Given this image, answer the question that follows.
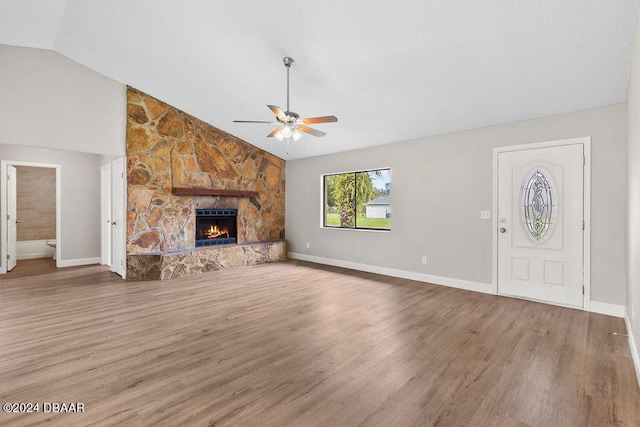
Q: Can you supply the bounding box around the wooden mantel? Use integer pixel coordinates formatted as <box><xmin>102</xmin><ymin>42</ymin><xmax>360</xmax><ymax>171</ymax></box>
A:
<box><xmin>171</xmin><ymin>187</ymin><xmax>259</xmax><ymax>198</ymax></box>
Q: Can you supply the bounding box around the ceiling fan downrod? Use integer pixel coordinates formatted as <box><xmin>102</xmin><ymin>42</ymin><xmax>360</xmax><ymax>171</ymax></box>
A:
<box><xmin>283</xmin><ymin>56</ymin><xmax>294</xmax><ymax>114</ymax></box>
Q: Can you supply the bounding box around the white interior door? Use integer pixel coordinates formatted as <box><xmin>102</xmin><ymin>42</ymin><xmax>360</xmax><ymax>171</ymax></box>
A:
<box><xmin>497</xmin><ymin>143</ymin><xmax>584</xmax><ymax>308</ymax></box>
<box><xmin>6</xmin><ymin>165</ymin><xmax>17</xmax><ymax>271</ymax></box>
<box><xmin>101</xmin><ymin>163</ymin><xmax>112</xmax><ymax>266</ymax></box>
<box><xmin>111</xmin><ymin>158</ymin><xmax>126</xmax><ymax>277</ymax></box>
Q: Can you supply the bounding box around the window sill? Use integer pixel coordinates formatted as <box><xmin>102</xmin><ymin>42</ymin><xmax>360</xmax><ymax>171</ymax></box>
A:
<box><xmin>321</xmin><ymin>226</ymin><xmax>391</xmax><ymax>233</ymax></box>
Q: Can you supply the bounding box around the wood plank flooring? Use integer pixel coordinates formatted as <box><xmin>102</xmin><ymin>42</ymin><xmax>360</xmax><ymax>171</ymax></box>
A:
<box><xmin>0</xmin><ymin>259</ymin><xmax>638</xmax><ymax>426</ymax></box>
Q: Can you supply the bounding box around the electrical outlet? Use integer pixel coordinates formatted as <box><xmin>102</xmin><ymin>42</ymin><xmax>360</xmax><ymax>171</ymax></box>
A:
<box><xmin>480</xmin><ymin>210</ymin><xmax>491</xmax><ymax>220</ymax></box>
<box><xmin>306</xmin><ymin>242</ymin><xmax>310</xmax><ymax>249</ymax></box>
<box><xmin>421</xmin><ymin>255</ymin><xmax>427</xmax><ymax>264</ymax></box>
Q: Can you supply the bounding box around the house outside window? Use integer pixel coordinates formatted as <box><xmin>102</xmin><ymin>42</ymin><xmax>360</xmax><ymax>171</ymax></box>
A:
<box><xmin>365</xmin><ymin>196</ymin><xmax>391</xmax><ymax>219</ymax></box>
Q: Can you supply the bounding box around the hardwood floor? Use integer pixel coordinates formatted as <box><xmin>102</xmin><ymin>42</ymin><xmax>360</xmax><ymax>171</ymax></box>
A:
<box><xmin>0</xmin><ymin>259</ymin><xmax>638</xmax><ymax>426</ymax></box>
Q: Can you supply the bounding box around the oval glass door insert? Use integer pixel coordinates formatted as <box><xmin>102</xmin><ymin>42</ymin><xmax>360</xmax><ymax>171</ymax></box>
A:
<box><xmin>521</xmin><ymin>168</ymin><xmax>556</xmax><ymax>243</ymax></box>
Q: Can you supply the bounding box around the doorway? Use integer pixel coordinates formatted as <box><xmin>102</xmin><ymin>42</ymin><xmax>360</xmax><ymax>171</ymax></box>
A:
<box><xmin>493</xmin><ymin>137</ymin><xmax>591</xmax><ymax>309</ymax></box>
<box><xmin>1</xmin><ymin>161</ymin><xmax>61</xmax><ymax>274</ymax></box>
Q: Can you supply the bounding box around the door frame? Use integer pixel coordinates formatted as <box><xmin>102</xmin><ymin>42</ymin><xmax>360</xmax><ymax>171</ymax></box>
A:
<box><xmin>1</xmin><ymin>160</ymin><xmax>62</xmax><ymax>274</ymax></box>
<box><xmin>492</xmin><ymin>137</ymin><xmax>591</xmax><ymax>311</ymax></box>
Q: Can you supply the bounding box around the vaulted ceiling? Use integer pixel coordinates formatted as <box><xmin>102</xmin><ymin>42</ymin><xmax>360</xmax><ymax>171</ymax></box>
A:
<box><xmin>0</xmin><ymin>0</ymin><xmax>637</xmax><ymax>159</ymax></box>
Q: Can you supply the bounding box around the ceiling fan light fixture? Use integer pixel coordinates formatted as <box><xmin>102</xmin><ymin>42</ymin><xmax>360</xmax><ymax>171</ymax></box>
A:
<box><xmin>280</xmin><ymin>125</ymin><xmax>293</xmax><ymax>138</ymax></box>
<box><xmin>233</xmin><ymin>56</ymin><xmax>338</xmax><ymax>153</ymax></box>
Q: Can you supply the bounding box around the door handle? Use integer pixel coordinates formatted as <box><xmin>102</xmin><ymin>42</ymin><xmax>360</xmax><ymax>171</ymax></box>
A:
<box><xmin>500</xmin><ymin>227</ymin><xmax>507</xmax><ymax>233</ymax></box>
<box><xmin>111</xmin><ymin>221</ymin><xmax>117</xmax><ymax>226</ymax></box>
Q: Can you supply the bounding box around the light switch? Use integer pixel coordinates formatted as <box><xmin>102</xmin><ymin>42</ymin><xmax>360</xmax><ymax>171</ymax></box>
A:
<box><xmin>480</xmin><ymin>210</ymin><xmax>491</xmax><ymax>220</ymax></box>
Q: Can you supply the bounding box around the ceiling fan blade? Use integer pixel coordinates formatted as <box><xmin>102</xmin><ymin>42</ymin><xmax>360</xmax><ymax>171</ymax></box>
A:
<box><xmin>267</xmin><ymin>105</ymin><xmax>287</xmax><ymax>120</ymax></box>
<box><xmin>233</xmin><ymin>120</ymin><xmax>275</xmax><ymax>123</ymax></box>
<box><xmin>267</xmin><ymin>126</ymin><xmax>284</xmax><ymax>137</ymax></box>
<box><xmin>299</xmin><ymin>115</ymin><xmax>338</xmax><ymax>124</ymax></box>
<box><xmin>297</xmin><ymin>125</ymin><xmax>326</xmax><ymax>137</ymax></box>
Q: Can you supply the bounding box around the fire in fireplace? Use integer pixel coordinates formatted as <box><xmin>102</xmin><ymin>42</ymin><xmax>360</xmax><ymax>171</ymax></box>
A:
<box><xmin>195</xmin><ymin>209</ymin><xmax>237</xmax><ymax>246</ymax></box>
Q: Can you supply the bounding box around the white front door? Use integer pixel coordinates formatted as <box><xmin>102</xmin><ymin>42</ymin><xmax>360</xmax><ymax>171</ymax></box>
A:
<box><xmin>7</xmin><ymin>165</ymin><xmax>17</xmax><ymax>271</ymax></box>
<box><xmin>497</xmin><ymin>143</ymin><xmax>584</xmax><ymax>308</ymax></box>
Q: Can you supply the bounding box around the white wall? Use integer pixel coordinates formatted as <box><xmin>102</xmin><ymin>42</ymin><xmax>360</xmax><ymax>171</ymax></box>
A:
<box><xmin>626</xmin><ymin>4</ymin><xmax>640</xmax><ymax>382</ymax></box>
<box><xmin>0</xmin><ymin>44</ymin><xmax>126</xmax><ymax>156</ymax></box>
<box><xmin>286</xmin><ymin>104</ymin><xmax>627</xmax><ymax>307</ymax></box>
<box><xmin>100</xmin><ymin>154</ymin><xmax>122</xmax><ymax>167</ymax></box>
<box><xmin>0</xmin><ymin>144</ymin><xmax>102</xmax><ymax>263</ymax></box>
<box><xmin>0</xmin><ymin>44</ymin><xmax>126</xmax><ymax>270</ymax></box>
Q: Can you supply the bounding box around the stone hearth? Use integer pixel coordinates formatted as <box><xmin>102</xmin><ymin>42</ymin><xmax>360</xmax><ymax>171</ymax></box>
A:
<box><xmin>127</xmin><ymin>241</ymin><xmax>286</xmax><ymax>281</ymax></box>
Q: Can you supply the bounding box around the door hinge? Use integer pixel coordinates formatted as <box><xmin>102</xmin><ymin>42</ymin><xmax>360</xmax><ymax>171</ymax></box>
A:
<box><xmin>121</xmin><ymin>173</ymin><xmax>124</xmax><ymax>178</ymax></box>
<box><xmin>582</xmin><ymin>221</ymin><xmax>585</xmax><ymax>230</ymax></box>
<box><xmin>6</xmin><ymin>214</ymin><xmax>9</xmax><ymax>220</ymax></box>
<box><xmin>582</xmin><ymin>286</ymin><xmax>585</xmax><ymax>295</ymax></box>
<box><xmin>583</xmin><ymin>156</ymin><xmax>586</xmax><ymax>166</ymax></box>
<box><xmin>6</xmin><ymin>254</ymin><xmax>9</xmax><ymax>260</ymax></box>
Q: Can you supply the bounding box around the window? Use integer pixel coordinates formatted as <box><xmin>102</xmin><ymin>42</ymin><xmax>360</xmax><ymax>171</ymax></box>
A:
<box><xmin>521</xmin><ymin>168</ymin><xmax>556</xmax><ymax>243</ymax></box>
<box><xmin>323</xmin><ymin>168</ymin><xmax>391</xmax><ymax>230</ymax></box>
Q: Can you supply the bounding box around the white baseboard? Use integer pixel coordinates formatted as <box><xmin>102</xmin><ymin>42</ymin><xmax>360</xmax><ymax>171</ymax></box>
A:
<box><xmin>625</xmin><ymin>308</ymin><xmax>640</xmax><ymax>389</ymax></box>
<box><xmin>590</xmin><ymin>301</ymin><xmax>626</xmax><ymax>318</ymax></box>
<box><xmin>17</xmin><ymin>240</ymin><xmax>54</xmax><ymax>260</ymax></box>
<box><xmin>57</xmin><ymin>257</ymin><xmax>101</xmax><ymax>268</ymax></box>
<box><xmin>289</xmin><ymin>253</ymin><xmax>627</xmax><ymax>318</ymax></box>
<box><xmin>287</xmin><ymin>252</ymin><xmax>495</xmax><ymax>295</ymax></box>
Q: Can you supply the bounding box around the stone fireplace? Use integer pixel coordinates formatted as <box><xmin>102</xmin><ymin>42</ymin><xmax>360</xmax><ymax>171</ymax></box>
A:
<box><xmin>125</xmin><ymin>87</ymin><xmax>286</xmax><ymax>280</ymax></box>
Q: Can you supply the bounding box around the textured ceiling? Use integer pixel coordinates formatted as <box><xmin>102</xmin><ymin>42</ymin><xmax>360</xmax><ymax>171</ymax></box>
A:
<box><xmin>0</xmin><ymin>0</ymin><xmax>637</xmax><ymax>159</ymax></box>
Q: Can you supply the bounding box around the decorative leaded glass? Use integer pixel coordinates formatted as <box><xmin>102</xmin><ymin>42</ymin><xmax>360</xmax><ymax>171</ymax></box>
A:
<box><xmin>521</xmin><ymin>168</ymin><xmax>556</xmax><ymax>242</ymax></box>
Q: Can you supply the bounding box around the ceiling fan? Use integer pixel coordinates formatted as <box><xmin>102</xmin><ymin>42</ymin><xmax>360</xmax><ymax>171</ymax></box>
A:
<box><xmin>233</xmin><ymin>57</ymin><xmax>337</xmax><ymax>151</ymax></box>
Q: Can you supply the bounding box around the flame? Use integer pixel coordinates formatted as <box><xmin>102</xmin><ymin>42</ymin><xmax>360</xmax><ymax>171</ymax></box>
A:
<box><xmin>205</xmin><ymin>224</ymin><xmax>229</xmax><ymax>239</ymax></box>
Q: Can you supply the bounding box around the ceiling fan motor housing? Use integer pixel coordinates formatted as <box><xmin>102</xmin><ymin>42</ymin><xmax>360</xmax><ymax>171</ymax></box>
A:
<box><xmin>278</xmin><ymin>111</ymin><xmax>299</xmax><ymax>124</ymax></box>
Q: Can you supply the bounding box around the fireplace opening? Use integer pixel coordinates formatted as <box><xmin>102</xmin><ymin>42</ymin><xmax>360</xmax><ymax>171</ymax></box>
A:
<box><xmin>195</xmin><ymin>209</ymin><xmax>237</xmax><ymax>246</ymax></box>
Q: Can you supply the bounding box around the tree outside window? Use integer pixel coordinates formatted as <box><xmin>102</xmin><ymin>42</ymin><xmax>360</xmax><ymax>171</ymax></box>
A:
<box><xmin>323</xmin><ymin>168</ymin><xmax>391</xmax><ymax>230</ymax></box>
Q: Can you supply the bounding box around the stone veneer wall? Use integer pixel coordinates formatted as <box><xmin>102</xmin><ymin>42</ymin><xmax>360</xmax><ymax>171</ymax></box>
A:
<box><xmin>126</xmin><ymin>87</ymin><xmax>285</xmax><ymax>275</ymax></box>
